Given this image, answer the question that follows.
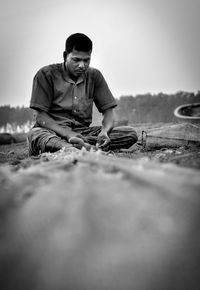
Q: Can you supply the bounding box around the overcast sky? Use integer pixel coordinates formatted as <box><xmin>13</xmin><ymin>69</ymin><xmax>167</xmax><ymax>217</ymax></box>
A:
<box><xmin>0</xmin><ymin>0</ymin><xmax>199</xmax><ymax>106</ymax></box>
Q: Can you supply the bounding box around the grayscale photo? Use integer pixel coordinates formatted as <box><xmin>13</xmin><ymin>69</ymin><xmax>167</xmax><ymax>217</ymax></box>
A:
<box><xmin>0</xmin><ymin>0</ymin><xmax>200</xmax><ymax>289</ymax></box>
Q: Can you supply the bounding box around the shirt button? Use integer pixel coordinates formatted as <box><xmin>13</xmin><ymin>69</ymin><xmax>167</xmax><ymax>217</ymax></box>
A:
<box><xmin>74</xmin><ymin>96</ymin><xmax>77</xmax><ymax>99</ymax></box>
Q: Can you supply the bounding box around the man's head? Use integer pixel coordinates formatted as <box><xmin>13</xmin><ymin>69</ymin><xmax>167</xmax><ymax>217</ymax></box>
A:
<box><xmin>63</xmin><ymin>33</ymin><xmax>93</xmax><ymax>79</ymax></box>
<box><xmin>64</xmin><ymin>33</ymin><xmax>93</xmax><ymax>55</ymax></box>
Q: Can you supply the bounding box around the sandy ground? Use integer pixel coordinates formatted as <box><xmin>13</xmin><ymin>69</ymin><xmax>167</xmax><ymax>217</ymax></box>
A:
<box><xmin>0</xmin><ymin>136</ymin><xmax>200</xmax><ymax>170</ymax></box>
<box><xmin>0</xmin><ymin>144</ymin><xmax>200</xmax><ymax>290</ymax></box>
<box><xmin>0</xmin><ymin>124</ymin><xmax>200</xmax><ymax>290</ymax></box>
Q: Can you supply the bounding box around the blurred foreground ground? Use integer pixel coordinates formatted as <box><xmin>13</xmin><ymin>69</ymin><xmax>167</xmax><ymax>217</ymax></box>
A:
<box><xmin>0</xmin><ymin>123</ymin><xmax>200</xmax><ymax>290</ymax></box>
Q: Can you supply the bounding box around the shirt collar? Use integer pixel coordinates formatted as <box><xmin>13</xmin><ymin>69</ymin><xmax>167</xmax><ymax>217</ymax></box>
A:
<box><xmin>61</xmin><ymin>63</ymin><xmax>86</xmax><ymax>84</ymax></box>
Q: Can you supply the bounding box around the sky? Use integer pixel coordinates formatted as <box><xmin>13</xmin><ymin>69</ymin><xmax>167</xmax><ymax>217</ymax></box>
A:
<box><xmin>0</xmin><ymin>0</ymin><xmax>200</xmax><ymax>107</ymax></box>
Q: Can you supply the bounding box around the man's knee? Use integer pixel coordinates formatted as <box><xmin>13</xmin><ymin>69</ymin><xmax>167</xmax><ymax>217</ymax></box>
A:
<box><xmin>112</xmin><ymin>126</ymin><xmax>138</xmax><ymax>141</ymax></box>
<box><xmin>27</xmin><ymin>127</ymin><xmax>42</xmax><ymax>142</ymax></box>
<box><xmin>27</xmin><ymin>127</ymin><xmax>60</xmax><ymax>155</ymax></box>
<box><xmin>45</xmin><ymin>138</ymin><xmax>72</xmax><ymax>153</ymax></box>
<box><xmin>110</xmin><ymin>125</ymin><xmax>138</xmax><ymax>149</ymax></box>
<box><xmin>124</xmin><ymin>127</ymin><xmax>138</xmax><ymax>146</ymax></box>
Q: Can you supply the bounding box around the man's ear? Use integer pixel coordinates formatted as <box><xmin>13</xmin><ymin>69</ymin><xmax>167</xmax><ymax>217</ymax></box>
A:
<box><xmin>63</xmin><ymin>51</ymin><xmax>67</xmax><ymax>61</ymax></box>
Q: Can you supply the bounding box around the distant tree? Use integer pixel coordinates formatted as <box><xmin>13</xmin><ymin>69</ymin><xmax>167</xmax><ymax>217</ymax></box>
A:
<box><xmin>115</xmin><ymin>91</ymin><xmax>200</xmax><ymax>124</ymax></box>
<box><xmin>115</xmin><ymin>95</ymin><xmax>135</xmax><ymax>123</ymax></box>
<box><xmin>0</xmin><ymin>105</ymin><xmax>34</xmax><ymax>127</ymax></box>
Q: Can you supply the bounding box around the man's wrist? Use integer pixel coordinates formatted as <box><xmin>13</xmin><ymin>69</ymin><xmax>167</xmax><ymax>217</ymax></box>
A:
<box><xmin>101</xmin><ymin>127</ymin><xmax>109</xmax><ymax>134</ymax></box>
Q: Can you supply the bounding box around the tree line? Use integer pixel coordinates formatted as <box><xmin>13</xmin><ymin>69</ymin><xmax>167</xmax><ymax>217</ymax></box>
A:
<box><xmin>0</xmin><ymin>91</ymin><xmax>199</xmax><ymax>127</ymax></box>
<box><xmin>0</xmin><ymin>106</ymin><xmax>34</xmax><ymax>127</ymax></box>
<box><xmin>114</xmin><ymin>91</ymin><xmax>200</xmax><ymax>124</ymax></box>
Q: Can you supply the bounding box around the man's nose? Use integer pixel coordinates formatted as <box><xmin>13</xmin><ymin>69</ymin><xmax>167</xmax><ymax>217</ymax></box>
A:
<box><xmin>78</xmin><ymin>61</ymin><xmax>85</xmax><ymax>69</ymax></box>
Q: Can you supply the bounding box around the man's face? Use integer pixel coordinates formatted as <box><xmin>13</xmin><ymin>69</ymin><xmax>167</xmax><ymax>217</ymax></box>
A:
<box><xmin>65</xmin><ymin>49</ymin><xmax>91</xmax><ymax>77</ymax></box>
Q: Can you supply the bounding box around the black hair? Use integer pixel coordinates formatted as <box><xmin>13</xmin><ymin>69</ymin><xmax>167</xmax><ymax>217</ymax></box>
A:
<box><xmin>63</xmin><ymin>33</ymin><xmax>93</xmax><ymax>60</ymax></box>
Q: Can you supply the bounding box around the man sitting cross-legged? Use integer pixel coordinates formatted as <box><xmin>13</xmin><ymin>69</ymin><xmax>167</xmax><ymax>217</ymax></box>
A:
<box><xmin>28</xmin><ymin>33</ymin><xmax>138</xmax><ymax>155</ymax></box>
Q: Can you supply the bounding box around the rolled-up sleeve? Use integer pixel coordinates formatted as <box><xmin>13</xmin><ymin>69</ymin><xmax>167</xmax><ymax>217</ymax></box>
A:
<box><xmin>30</xmin><ymin>68</ymin><xmax>53</xmax><ymax>112</ymax></box>
<box><xmin>93</xmin><ymin>70</ymin><xmax>117</xmax><ymax>113</ymax></box>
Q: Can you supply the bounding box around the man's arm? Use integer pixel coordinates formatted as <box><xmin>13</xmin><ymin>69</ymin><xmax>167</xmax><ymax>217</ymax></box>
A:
<box><xmin>96</xmin><ymin>108</ymin><xmax>114</xmax><ymax>149</ymax></box>
<box><xmin>35</xmin><ymin>110</ymin><xmax>89</xmax><ymax>149</ymax></box>
<box><xmin>101</xmin><ymin>108</ymin><xmax>114</xmax><ymax>133</ymax></box>
<box><xmin>35</xmin><ymin>110</ymin><xmax>77</xmax><ymax>140</ymax></box>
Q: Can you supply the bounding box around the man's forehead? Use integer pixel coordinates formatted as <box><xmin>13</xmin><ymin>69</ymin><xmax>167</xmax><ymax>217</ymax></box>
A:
<box><xmin>70</xmin><ymin>49</ymin><xmax>91</xmax><ymax>58</ymax></box>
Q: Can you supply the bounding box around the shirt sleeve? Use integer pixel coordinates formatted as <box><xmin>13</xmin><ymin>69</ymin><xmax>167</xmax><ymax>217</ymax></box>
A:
<box><xmin>30</xmin><ymin>68</ymin><xmax>53</xmax><ymax>112</ymax></box>
<box><xmin>93</xmin><ymin>69</ymin><xmax>117</xmax><ymax>113</ymax></box>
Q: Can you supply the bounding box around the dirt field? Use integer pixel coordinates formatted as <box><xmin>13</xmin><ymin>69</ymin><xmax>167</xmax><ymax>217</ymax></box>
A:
<box><xmin>0</xmin><ymin>122</ymin><xmax>200</xmax><ymax>169</ymax></box>
<box><xmin>0</xmin><ymin>124</ymin><xmax>200</xmax><ymax>290</ymax></box>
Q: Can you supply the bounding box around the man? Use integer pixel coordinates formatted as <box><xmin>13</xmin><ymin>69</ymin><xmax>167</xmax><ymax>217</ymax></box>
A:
<box><xmin>28</xmin><ymin>33</ymin><xmax>138</xmax><ymax>155</ymax></box>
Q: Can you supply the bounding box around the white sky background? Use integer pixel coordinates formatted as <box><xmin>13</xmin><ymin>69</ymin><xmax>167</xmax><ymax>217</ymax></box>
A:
<box><xmin>0</xmin><ymin>0</ymin><xmax>200</xmax><ymax>106</ymax></box>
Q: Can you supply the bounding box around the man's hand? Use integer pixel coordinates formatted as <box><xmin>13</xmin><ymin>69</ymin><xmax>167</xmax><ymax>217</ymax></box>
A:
<box><xmin>96</xmin><ymin>131</ymin><xmax>111</xmax><ymax>150</ymax></box>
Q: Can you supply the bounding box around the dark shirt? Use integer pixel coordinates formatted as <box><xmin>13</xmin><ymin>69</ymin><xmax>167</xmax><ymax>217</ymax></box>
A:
<box><xmin>30</xmin><ymin>63</ymin><xmax>117</xmax><ymax>127</ymax></box>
